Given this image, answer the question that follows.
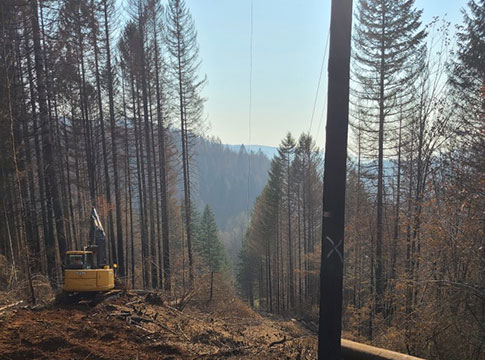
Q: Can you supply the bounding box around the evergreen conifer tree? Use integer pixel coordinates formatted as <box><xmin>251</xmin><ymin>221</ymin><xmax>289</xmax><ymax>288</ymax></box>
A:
<box><xmin>449</xmin><ymin>0</ymin><xmax>484</xmax><ymax>163</ymax></box>
<box><xmin>165</xmin><ymin>0</ymin><xmax>206</xmax><ymax>286</ymax></box>
<box><xmin>353</xmin><ymin>0</ymin><xmax>426</xmax><ymax>315</ymax></box>
<box><xmin>196</xmin><ymin>205</ymin><xmax>226</xmax><ymax>300</ymax></box>
<box><xmin>277</xmin><ymin>133</ymin><xmax>296</xmax><ymax>308</ymax></box>
<box><xmin>449</xmin><ymin>0</ymin><xmax>485</xmax><ymax>286</ymax></box>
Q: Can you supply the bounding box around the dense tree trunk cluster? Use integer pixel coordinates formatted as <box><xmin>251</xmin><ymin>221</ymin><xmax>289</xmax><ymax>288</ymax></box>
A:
<box><xmin>238</xmin><ymin>133</ymin><xmax>323</xmax><ymax>315</ymax></box>
<box><xmin>0</xmin><ymin>0</ymin><xmax>204</xmax><ymax>293</ymax></box>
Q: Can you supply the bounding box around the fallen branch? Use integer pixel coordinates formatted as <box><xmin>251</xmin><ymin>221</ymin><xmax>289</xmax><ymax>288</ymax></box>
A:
<box><xmin>176</xmin><ymin>321</ymin><xmax>191</xmax><ymax>342</ymax></box>
<box><xmin>269</xmin><ymin>336</ymin><xmax>287</xmax><ymax>347</ymax></box>
<box><xmin>171</xmin><ymin>290</ymin><xmax>194</xmax><ymax>310</ymax></box>
<box><xmin>125</xmin><ymin>299</ymin><xmax>143</xmax><ymax>307</ymax></box>
<box><xmin>131</xmin><ymin>316</ymin><xmax>154</xmax><ymax>324</ymax></box>
<box><xmin>157</xmin><ymin>322</ymin><xmax>177</xmax><ymax>335</ymax></box>
<box><xmin>0</xmin><ymin>300</ymin><xmax>23</xmax><ymax>313</ymax></box>
<box><xmin>165</xmin><ymin>304</ymin><xmax>197</xmax><ymax>320</ymax></box>
<box><xmin>134</xmin><ymin>324</ymin><xmax>154</xmax><ymax>334</ymax></box>
<box><xmin>107</xmin><ymin>311</ymin><xmax>131</xmax><ymax>320</ymax></box>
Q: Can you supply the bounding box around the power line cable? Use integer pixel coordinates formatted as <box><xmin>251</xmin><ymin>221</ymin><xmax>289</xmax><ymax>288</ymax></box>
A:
<box><xmin>309</xmin><ymin>30</ymin><xmax>330</xmax><ymax>134</ymax></box>
<box><xmin>316</xmin><ymin>89</ymin><xmax>328</xmax><ymax>146</ymax></box>
<box><xmin>246</xmin><ymin>0</ymin><xmax>253</xmax><ymax>224</ymax></box>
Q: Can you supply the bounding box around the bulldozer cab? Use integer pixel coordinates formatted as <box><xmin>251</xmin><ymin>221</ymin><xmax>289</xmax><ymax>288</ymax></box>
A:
<box><xmin>65</xmin><ymin>251</ymin><xmax>94</xmax><ymax>270</ymax></box>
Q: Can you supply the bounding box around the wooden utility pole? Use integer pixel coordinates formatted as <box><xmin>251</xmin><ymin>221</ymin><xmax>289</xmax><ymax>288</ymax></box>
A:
<box><xmin>318</xmin><ymin>0</ymin><xmax>353</xmax><ymax>359</ymax></box>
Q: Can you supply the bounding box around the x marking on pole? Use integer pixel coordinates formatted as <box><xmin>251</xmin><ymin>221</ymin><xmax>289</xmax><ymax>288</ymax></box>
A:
<box><xmin>326</xmin><ymin>236</ymin><xmax>343</xmax><ymax>263</ymax></box>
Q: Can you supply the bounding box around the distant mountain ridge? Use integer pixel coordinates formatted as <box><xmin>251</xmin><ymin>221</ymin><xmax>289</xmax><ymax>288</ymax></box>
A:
<box><xmin>224</xmin><ymin>144</ymin><xmax>278</xmax><ymax>160</ymax></box>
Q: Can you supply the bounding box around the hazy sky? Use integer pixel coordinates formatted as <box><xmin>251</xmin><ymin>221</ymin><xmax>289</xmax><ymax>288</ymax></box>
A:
<box><xmin>186</xmin><ymin>0</ymin><xmax>468</xmax><ymax>149</ymax></box>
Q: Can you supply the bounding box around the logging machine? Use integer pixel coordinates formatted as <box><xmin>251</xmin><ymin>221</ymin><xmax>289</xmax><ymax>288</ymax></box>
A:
<box><xmin>57</xmin><ymin>208</ymin><xmax>117</xmax><ymax>303</ymax></box>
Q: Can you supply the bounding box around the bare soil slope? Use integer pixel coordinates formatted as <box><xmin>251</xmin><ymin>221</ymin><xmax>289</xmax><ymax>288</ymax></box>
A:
<box><xmin>0</xmin><ymin>287</ymin><xmax>317</xmax><ymax>359</ymax></box>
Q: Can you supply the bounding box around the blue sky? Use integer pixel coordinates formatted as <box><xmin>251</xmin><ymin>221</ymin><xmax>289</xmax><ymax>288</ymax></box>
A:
<box><xmin>186</xmin><ymin>0</ymin><xmax>468</xmax><ymax>149</ymax></box>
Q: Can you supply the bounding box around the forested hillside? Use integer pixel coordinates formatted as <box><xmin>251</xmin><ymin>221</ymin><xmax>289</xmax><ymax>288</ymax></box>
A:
<box><xmin>193</xmin><ymin>138</ymin><xmax>270</xmax><ymax>231</ymax></box>
<box><xmin>193</xmin><ymin>138</ymin><xmax>271</xmax><ymax>264</ymax></box>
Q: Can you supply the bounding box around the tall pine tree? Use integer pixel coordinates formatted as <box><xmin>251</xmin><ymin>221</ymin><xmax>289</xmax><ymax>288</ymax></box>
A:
<box><xmin>165</xmin><ymin>0</ymin><xmax>206</xmax><ymax>286</ymax></box>
<box><xmin>449</xmin><ymin>0</ymin><xmax>485</xmax><ymax>287</ymax></box>
<box><xmin>449</xmin><ymin>0</ymin><xmax>484</xmax><ymax>166</ymax></box>
<box><xmin>352</xmin><ymin>0</ymin><xmax>426</xmax><ymax>316</ymax></box>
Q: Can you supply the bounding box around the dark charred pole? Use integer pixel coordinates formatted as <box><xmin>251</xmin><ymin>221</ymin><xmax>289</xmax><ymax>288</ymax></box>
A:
<box><xmin>318</xmin><ymin>0</ymin><xmax>353</xmax><ymax>359</ymax></box>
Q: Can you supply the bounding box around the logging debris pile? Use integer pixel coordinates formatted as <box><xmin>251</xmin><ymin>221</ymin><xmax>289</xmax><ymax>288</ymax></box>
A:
<box><xmin>0</xmin><ymin>290</ymin><xmax>317</xmax><ymax>359</ymax></box>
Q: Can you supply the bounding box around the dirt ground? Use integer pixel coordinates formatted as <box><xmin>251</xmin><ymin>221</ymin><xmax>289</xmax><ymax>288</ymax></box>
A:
<box><xmin>0</xmin><ymin>284</ymin><xmax>317</xmax><ymax>359</ymax></box>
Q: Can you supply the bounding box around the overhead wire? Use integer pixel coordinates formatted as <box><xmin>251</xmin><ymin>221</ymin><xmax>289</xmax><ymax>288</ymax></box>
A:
<box><xmin>314</xmin><ymin>26</ymin><xmax>331</xmax><ymax>149</ymax></box>
<box><xmin>316</xmin><ymin>87</ymin><xmax>328</xmax><ymax>146</ymax></box>
<box><xmin>246</xmin><ymin>0</ymin><xmax>254</xmax><ymax>224</ymax></box>
<box><xmin>308</xmin><ymin>30</ymin><xmax>330</xmax><ymax>135</ymax></box>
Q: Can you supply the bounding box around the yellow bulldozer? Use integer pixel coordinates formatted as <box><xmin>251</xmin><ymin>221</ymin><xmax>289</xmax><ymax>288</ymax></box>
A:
<box><xmin>57</xmin><ymin>208</ymin><xmax>118</xmax><ymax>304</ymax></box>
